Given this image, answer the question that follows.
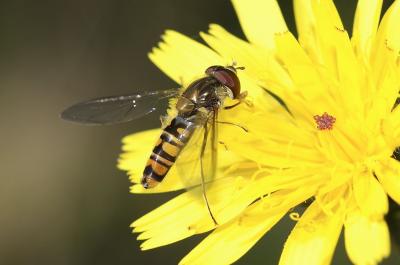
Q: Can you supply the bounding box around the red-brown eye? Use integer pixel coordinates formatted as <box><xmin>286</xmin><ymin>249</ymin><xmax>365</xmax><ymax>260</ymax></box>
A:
<box><xmin>205</xmin><ymin>65</ymin><xmax>241</xmax><ymax>98</ymax></box>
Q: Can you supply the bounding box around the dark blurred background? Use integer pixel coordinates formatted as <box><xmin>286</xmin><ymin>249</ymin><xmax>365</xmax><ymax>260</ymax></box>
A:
<box><xmin>0</xmin><ymin>0</ymin><xmax>398</xmax><ymax>264</ymax></box>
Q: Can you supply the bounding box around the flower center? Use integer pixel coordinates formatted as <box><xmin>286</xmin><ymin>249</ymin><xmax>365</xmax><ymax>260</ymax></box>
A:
<box><xmin>313</xmin><ymin>112</ymin><xmax>336</xmax><ymax>130</ymax></box>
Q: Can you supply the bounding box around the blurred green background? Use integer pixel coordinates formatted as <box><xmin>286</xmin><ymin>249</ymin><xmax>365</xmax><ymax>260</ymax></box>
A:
<box><xmin>0</xmin><ymin>0</ymin><xmax>398</xmax><ymax>264</ymax></box>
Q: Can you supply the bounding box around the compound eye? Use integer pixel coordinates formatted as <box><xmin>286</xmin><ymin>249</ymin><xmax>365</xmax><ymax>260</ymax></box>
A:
<box><xmin>211</xmin><ymin>69</ymin><xmax>241</xmax><ymax>99</ymax></box>
<box><xmin>205</xmin><ymin>65</ymin><xmax>223</xmax><ymax>75</ymax></box>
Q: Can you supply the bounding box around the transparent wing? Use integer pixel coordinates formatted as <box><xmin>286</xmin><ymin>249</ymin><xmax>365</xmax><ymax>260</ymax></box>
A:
<box><xmin>61</xmin><ymin>88</ymin><xmax>179</xmax><ymax>125</ymax></box>
<box><xmin>175</xmin><ymin>111</ymin><xmax>218</xmax><ymax>189</ymax></box>
<box><xmin>175</xmin><ymin>111</ymin><xmax>219</xmax><ymax>224</ymax></box>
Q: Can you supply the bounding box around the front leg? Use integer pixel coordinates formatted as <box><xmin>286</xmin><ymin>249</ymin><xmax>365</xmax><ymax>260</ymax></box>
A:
<box><xmin>224</xmin><ymin>91</ymin><xmax>251</xmax><ymax>109</ymax></box>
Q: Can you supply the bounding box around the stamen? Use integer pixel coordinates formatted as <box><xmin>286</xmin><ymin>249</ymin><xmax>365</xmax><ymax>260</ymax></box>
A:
<box><xmin>313</xmin><ymin>112</ymin><xmax>336</xmax><ymax>130</ymax></box>
<box><xmin>289</xmin><ymin>212</ymin><xmax>301</xmax><ymax>221</ymax></box>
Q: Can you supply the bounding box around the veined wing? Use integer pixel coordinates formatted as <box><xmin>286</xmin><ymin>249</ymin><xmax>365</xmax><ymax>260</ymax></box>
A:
<box><xmin>175</xmin><ymin>111</ymin><xmax>219</xmax><ymax>224</ymax></box>
<box><xmin>175</xmin><ymin>111</ymin><xmax>218</xmax><ymax>188</ymax></box>
<box><xmin>61</xmin><ymin>89</ymin><xmax>179</xmax><ymax>125</ymax></box>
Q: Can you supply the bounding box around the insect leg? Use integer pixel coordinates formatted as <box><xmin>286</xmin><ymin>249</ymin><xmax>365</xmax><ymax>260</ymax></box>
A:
<box><xmin>224</xmin><ymin>102</ymin><xmax>241</xmax><ymax>110</ymax></box>
<box><xmin>218</xmin><ymin>141</ymin><xmax>229</xmax><ymax>151</ymax></box>
<box><xmin>200</xmin><ymin>120</ymin><xmax>218</xmax><ymax>226</ymax></box>
<box><xmin>224</xmin><ymin>91</ymin><xmax>251</xmax><ymax>109</ymax></box>
<box><xmin>216</xmin><ymin>121</ymin><xmax>248</xmax><ymax>132</ymax></box>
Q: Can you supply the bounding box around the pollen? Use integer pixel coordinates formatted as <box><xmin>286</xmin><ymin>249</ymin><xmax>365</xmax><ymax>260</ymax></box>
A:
<box><xmin>313</xmin><ymin>112</ymin><xmax>336</xmax><ymax>130</ymax></box>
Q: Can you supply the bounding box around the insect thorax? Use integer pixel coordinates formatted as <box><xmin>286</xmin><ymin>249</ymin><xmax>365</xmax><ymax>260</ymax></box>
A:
<box><xmin>176</xmin><ymin>77</ymin><xmax>232</xmax><ymax>117</ymax></box>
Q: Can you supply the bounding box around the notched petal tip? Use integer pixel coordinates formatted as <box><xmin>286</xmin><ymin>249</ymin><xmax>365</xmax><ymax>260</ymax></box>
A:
<box><xmin>146</xmin><ymin>27</ymin><xmax>223</xmax><ymax>85</ymax></box>
<box><xmin>208</xmin><ymin>23</ymin><xmax>221</xmax><ymax>31</ymax></box>
<box><xmin>274</xmin><ymin>30</ymin><xmax>290</xmax><ymax>36</ymax></box>
<box><xmin>231</xmin><ymin>0</ymin><xmax>287</xmax><ymax>49</ymax></box>
<box><xmin>147</xmin><ymin>49</ymin><xmax>157</xmax><ymax>60</ymax></box>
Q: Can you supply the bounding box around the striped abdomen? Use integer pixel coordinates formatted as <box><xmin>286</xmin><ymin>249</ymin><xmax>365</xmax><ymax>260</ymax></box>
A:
<box><xmin>141</xmin><ymin>116</ymin><xmax>195</xmax><ymax>189</ymax></box>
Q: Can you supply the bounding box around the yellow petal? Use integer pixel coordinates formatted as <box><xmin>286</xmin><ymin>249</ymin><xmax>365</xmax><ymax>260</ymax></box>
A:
<box><xmin>134</xmin><ymin>168</ymin><xmax>322</xmax><ymax>250</ymax></box>
<box><xmin>293</xmin><ymin>0</ymin><xmax>344</xmax><ymax>64</ymax></box>
<box><xmin>370</xmin><ymin>0</ymin><xmax>400</xmax><ymax>81</ymax></box>
<box><xmin>364</xmin><ymin>1</ymin><xmax>400</xmax><ymax>119</ymax></box>
<box><xmin>352</xmin><ymin>0</ymin><xmax>383</xmax><ymax>61</ymax></box>
<box><xmin>374</xmin><ymin>157</ymin><xmax>400</xmax><ymax>204</ymax></box>
<box><xmin>201</xmin><ymin>24</ymin><xmax>293</xmax><ymax>102</ymax></box>
<box><xmin>245</xmin><ymin>112</ymin><xmax>313</xmax><ymax>145</ymax></box>
<box><xmin>344</xmin><ymin>210</ymin><xmax>390</xmax><ymax>265</ymax></box>
<box><xmin>366</xmin><ymin>62</ymin><xmax>399</xmax><ymax>131</ymax></box>
<box><xmin>230</xmin><ymin>137</ymin><xmax>323</xmax><ymax>168</ymax></box>
<box><xmin>294</xmin><ymin>0</ymin><xmax>364</xmax><ymax>116</ymax></box>
<box><xmin>217</xmin><ymin>111</ymin><xmax>318</xmax><ymax>168</ymax></box>
<box><xmin>279</xmin><ymin>200</ymin><xmax>344</xmax><ymax>265</ymax></box>
<box><xmin>134</xmin><ymin>180</ymin><xmax>245</xmax><ymax>249</ymax></box>
<box><xmin>231</xmin><ymin>0</ymin><xmax>287</xmax><ymax>49</ymax></box>
<box><xmin>381</xmin><ymin>105</ymin><xmax>400</xmax><ymax>148</ymax></box>
<box><xmin>118</xmin><ymin>129</ymin><xmax>159</xmax><ymax>182</ymax></box>
<box><xmin>366</xmin><ymin>17</ymin><xmax>400</xmax><ymax>122</ymax></box>
<box><xmin>293</xmin><ymin>0</ymin><xmax>317</xmax><ymax>56</ymax></box>
<box><xmin>133</xmin><ymin>173</ymin><xmax>265</xmax><ymax>250</ymax></box>
<box><xmin>220</xmin><ymin>111</ymin><xmax>324</xmax><ymax>167</ymax></box>
<box><xmin>149</xmin><ymin>30</ymin><xmax>223</xmax><ymax>85</ymax></box>
<box><xmin>133</xmin><ymin>178</ymin><xmax>237</xmax><ymax>250</ymax></box>
<box><xmin>353</xmin><ymin>173</ymin><xmax>388</xmax><ymax>218</ymax></box>
<box><xmin>180</xmin><ymin>187</ymin><xmax>313</xmax><ymax>265</ymax></box>
<box><xmin>273</xmin><ymin>31</ymin><xmax>343</xmax><ymax>116</ymax></box>
<box><xmin>180</xmin><ymin>207</ymin><xmax>284</xmax><ymax>264</ymax></box>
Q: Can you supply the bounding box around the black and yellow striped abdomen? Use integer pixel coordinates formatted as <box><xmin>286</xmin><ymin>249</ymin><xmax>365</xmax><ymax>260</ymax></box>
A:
<box><xmin>141</xmin><ymin>116</ymin><xmax>196</xmax><ymax>189</ymax></box>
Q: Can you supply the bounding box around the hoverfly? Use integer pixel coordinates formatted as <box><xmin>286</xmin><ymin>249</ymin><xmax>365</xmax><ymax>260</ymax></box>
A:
<box><xmin>61</xmin><ymin>64</ymin><xmax>246</xmax><ymax>224</ymax></box>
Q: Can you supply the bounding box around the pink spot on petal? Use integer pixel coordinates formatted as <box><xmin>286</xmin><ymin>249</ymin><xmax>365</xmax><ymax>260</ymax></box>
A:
<box><xmin>313</xmin><ymin>112</ymin><xmax>336</xmax><ymax>130</ymax></box>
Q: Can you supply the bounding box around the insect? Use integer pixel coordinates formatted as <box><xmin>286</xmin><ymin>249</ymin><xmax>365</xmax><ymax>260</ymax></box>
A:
<box><xmin>61</xmin><ymin>64</ymin><xmax>247</xmax><ymax>224</ymax></box>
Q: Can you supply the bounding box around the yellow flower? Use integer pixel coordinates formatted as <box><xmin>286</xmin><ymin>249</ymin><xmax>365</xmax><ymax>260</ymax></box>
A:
<box><xmin>118</xmin><ymin>0</ymin><xmax>400</xmax><ymax>264</ymax></box>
